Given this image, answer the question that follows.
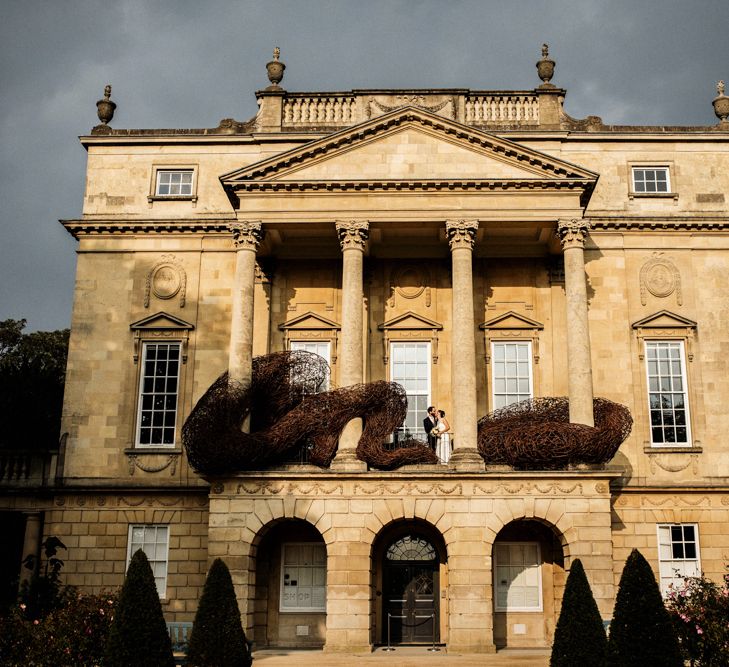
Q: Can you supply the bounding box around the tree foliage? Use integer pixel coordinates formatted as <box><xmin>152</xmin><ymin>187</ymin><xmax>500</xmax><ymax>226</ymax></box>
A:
<box><xmin>0</xmin><ymin>591</ymin><xmax>117</xmax><ymax>667</ymax></box>
<box><xmin>0</xmin><ymin>319</ymin><xmax>69</xmax><ymax>451</ymax></box>
<box><xmin>666</xmin><ymin>571</ymin><xmax>729</xmax><ymax>666</ymax></box>
<box><xmin>551</xmin><ymin>558</ymin><xmax>607</xmax><ymax>667</ymax></box>
<box><xmin>607</xmin><ymin>548</ymin><xmax>682</xmax><ymax>667</ymax></box>
<box><xmin>187</xmin><ymin>558</ymin><xmax>251</xmax><ymax>667</ymax></box>
<box><xmin>105</xmin><ymin>549</ymin><xmax>174</xmax><ymax>667</ymax></box>
<box><xmin>19</xmin><ymin>536</ymin><xmax>72</xmax><ymax>620</ymax></box>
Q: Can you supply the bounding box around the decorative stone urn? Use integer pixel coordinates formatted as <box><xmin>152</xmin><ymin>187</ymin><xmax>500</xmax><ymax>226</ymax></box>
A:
<box><xmin>266</xmin><ymin>47</ymin><xmax>286</xmax><ymax>89</ymax></box>
<box><xmin>96</xmin><ymin>85</ymin><xmax>116</xmax><ymax>125</ymax></box>
<box><xmin>713</xmin><ymin>80</ymin><xmax>729</xmax><ymax>124</ymax></box>
<box><xmin>536</xmin><ymin>44</ymin><xmax>555</xmax><ymax>87</ymax></box>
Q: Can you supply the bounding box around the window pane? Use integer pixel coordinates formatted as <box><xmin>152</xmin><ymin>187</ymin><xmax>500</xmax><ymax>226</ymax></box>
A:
<box><xmin>645</xmin><ymin>341</ymin><xmax>689</xmax><ymax>446</ymax></box>
<box><xmin>391</xmin><ymin>342</ymin><xmax>429</xmax><ymax>437</ymax></box>
<box><xmin>658</xmin><ymin>523</ymin><xmax>700</xmax><ymax>596</ymax></box>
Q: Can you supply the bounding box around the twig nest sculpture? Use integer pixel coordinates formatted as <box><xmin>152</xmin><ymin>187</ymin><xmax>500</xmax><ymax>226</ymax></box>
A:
<box><xmin>477</xmin><ymin>396</ymin><xmax>632</xmax><ymax>469</ymax></box>
<box><xmin>183</xmin><ymin>351</ymin><xmax>437</xmax><ymax>474</ymax></box>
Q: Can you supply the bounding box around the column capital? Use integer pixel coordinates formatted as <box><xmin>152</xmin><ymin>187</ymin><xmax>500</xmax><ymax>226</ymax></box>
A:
<box><xmin>230</xmin><ymin>221</ymin><xmax>264</xmax><ymax>251</ymax></box>
<box><xmin>557</xmin><ymin>218</ymin><xmax>592</xmax><ymax>250</ymax></box>
<box><xmin>446</xmin><ymin>219</ymin><xmax>479</xmax><ymax>251</ymax></box>
<box><xmin>336</xmin><ymin>220</ymin><xmax>369</xmax><ymax>251</ymax></box>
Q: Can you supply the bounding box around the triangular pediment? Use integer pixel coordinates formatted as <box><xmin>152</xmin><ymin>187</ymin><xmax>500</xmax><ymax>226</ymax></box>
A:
<box><xmin>130</xmin><ymin>312</ymin><xmax>194</xmax><ymax>330</ymax></box>
<box><xmin>379</xmin><ymin>311</ymin><xmax>443</xmax><ymax>331</ymax></box>
<box><xmin>480</xmin><ymin>311</ymin><xmax>544</xmax><ymax>330</ymax></box>
<box><xmin>221</xmin><ymin>106</ymin><xmax>597</xmax><ymax>195</ymax></box>
<box><xmin>632</xmin><ymin>310</ymin><xmax>697</xmax><ymax>330</ymax></box>
<box><xmin>279</xmin><ymin>311</ymin><xmax>341</xmax><ymax>331</ymax></box>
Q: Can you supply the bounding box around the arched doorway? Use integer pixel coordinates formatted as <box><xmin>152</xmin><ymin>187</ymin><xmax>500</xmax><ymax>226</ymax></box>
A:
<box><xmin>252</xmin><ymin>519</ymin><xmax>327</xmax><ymax>648</ymax></box>
<box><xmin>372</xmin><ymin>521</ymin><xmax>447</xmax><ymax>646</ymax></box>
<box><xmin>492</xmin><ymin>519</ymin><xmax>565</xmax><ymax>649</ymax></box>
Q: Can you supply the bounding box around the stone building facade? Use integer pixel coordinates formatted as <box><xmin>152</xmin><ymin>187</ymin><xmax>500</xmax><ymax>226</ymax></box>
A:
<box><xmin>3</xmin><ymin>49</ymin><xmax>729</xmax><ymax>653</ymax></box>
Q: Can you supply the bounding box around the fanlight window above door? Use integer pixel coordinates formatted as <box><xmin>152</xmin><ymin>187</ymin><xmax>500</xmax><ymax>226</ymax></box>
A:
<box><xmin>386</xmin><ymin>535</ymin><xmax>436</xmax><ymax>561</ymax></box>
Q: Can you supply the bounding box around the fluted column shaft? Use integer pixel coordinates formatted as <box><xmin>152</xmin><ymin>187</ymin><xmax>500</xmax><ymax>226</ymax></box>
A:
<box><xmin>446</xmin><ymin>220</ymin><xmax>484</xmax><ymax>469</ymax></box>
<box><xmin>332</xmin><ymin>220</ymin><xmax>369</xmax><ymax>468</ymax></box>
<box><xmin>558</xmin><ymin>218</ymin><xmax>595</xmax><ymax>426</ymax></box>
<box><xmin>228</xmin><ymin>223</ymin><xmax>264</xmax><ymax>407</ymax></box>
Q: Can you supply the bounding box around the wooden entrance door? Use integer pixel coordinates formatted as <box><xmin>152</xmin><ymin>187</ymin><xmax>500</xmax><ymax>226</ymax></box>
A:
<box><xmin>382</xmin><ymin>535</ymin><xmax>439</xmax><ymax>644</ymax></box>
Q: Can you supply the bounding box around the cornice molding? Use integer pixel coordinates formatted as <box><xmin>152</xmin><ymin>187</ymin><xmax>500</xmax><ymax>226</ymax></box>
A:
<box><xmin>589</xmin><ymin>217</ymin><xmax>729</xmax><ymax>232</ymax></box>
<box><xmin>230</xmin><ymin>178</ymin><xmax>596</xmax><ymax>194</ymax></box>
<box><xmin>60</xmin><ymin>219</ymin><xmax>235</xmax><ymax>238</ymax></box>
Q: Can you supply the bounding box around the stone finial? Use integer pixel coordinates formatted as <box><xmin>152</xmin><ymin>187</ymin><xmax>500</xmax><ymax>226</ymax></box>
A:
<box><xmin>96</xmin><ymin>84</ymin><xmax>116</xmax><ymax>125</ymax></box>
<box><xmin>266</xmin><ymin>47</ymin><xmax>286</xmax><ymax>89</ymax></box>
<box><xmin>713</xmin><ymin>80</ymin><xmax>729</xmax><ymax>124</ymax></box>
<box><xmin>537</xmin><ymin>43</ymin><xmax>555</xmax><ymax>88</ymax></box>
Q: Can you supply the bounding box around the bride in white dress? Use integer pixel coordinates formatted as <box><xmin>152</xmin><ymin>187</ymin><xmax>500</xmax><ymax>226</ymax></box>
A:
<box><xmin>436</xmin><ymin>409</ymin><xmax>451</xmax><ymax>463</ymax></box>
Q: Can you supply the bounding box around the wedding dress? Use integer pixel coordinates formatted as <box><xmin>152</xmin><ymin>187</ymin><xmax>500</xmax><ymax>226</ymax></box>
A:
<box><xmin>436</xmin><ymin>420</ymin><xmax>451</xmax><ymax>463</ymax></box>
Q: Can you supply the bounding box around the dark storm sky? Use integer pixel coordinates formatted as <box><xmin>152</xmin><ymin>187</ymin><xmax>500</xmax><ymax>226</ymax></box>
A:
<box><xmin>1</xmin><ymin>0</ymin><xmax>727</xmax><ymax>331</ymax></box>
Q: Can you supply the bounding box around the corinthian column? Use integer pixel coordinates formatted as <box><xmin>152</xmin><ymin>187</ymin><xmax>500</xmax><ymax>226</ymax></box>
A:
<box><xmin>228</xmin><ymin>222</ymin><xmax>264</xmax><ymax>410</ymax></box>
<box><xmin>331</xmin><ymin>220</ymin><xmax>369</xmax><ymax>470</ymax></box>
<box><xmin>446</xmin><ymin>220</ymin><xmax>484</xmax><ymax>470</ymax></box>
<box><xmin>557</xmin><ymin>218</ymin><xmax>594</xmax><ymax>426</ymax></box>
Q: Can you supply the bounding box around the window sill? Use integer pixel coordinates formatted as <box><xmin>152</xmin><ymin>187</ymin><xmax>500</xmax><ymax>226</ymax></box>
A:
<box><xmin>125</xmin><ymin>448</ymin><xmax>182</xmax><ymax>455</ymax></box>
<box><xmin>628</xmin><ymin>192</ymin><xmax>678</xmax><ymax>200</ymax></box>
<box><xmin>643</xmin><ymin>446</ymin><xmax>701</xmax><ymax>454</ymax></box>
<box><xmin>147</xmin><ymin>195</ymin><xmax>197</xmax><ymax>202</ymax></box>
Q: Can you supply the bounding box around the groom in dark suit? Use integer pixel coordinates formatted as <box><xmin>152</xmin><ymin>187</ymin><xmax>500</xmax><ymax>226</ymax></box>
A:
<box><xmin>423</xmin><ymin>405</ymin><xmax>438</xmax><ymax>451</ymax></box>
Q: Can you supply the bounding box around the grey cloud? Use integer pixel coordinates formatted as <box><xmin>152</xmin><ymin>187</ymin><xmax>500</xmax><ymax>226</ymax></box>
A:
<box><xmin>1</xmin><ymin>0</ymin><xmax>727</xmax><ymax>330</ymax></box>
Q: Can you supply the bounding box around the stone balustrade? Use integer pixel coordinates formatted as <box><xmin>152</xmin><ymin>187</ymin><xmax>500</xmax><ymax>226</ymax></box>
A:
<box><xmin>263</xmin><ymin>88</ymin><xmax>563</xmax><ymax>131</ymax></box>
<box><xmin>282</xmin><ymin>95</ymin><xmax>357</xmax><ymax>127</ymax></box>
<box><xmin>0</xmin><ymin>449</ymin><xmax>59</xmax><ymax>487</ymax></box>
<box><xmin>464</xmin><ymin>93</ymin><xmax>540</xmax><ymax>125</ymax></box>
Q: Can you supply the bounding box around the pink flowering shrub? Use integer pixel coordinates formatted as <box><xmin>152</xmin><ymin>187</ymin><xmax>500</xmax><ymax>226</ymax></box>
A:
<box><xmin>665</xmin><ymin>572</ymin><xmax>729</xmax><ymax>666</ymax></box>
<box><xmin>0</xmin><ymin>592</ymin><xmax>117</xmax><ymax>666</ymax></box>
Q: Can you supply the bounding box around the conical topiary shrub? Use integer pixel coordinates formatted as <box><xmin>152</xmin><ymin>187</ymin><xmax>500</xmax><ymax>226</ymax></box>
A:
<box><xmin>187</xmin><ymin>558</ymin><xmax>251</xmax><ymax>667</ymax></box>
<box><xmin>105</xmin><ymin>549</ymin><xmax>174</xmax><ymax>667</ymax></box>
<box><xmin>607</xmin><ymin>548</ymin><xmax>682</xmax><ymax>667</ymax></box>
<box><xmin>551</xmin><ymin>558</ymin><xmax>607</xmax><ymax>666</ymax></box>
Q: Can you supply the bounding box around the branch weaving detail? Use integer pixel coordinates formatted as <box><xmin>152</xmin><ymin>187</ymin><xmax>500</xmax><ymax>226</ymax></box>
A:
<box><xmin>477</xmin><ymin>396</ymin><xmax>632</xmax><ymax>469</ymax></box>
<box><xmin>182</xmin><ymin>351</ymin><xmax>437</xmax><ymax>473</ymax></box>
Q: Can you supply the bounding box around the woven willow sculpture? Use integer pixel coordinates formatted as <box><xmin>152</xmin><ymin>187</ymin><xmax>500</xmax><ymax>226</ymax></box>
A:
<box><xmin>182</xmin><ymin>350</ymin><xmax>437</xmax><ymax>473</ymax></box>
<box><xmin>477</xmin><ymin>396</ymin><xmax>632</xmax><ymax>469</ymax></box>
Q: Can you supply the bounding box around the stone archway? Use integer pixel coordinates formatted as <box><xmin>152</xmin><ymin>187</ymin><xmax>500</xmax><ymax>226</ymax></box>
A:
<box><xmin>252</xmin><ymin>518</ymin><xmax>327</xmax><ymax>648</ymax></box>
<box><xmin>491</xmin><ymin>519</ymin><xmax>565</xmax><ymax>649</ymax></box>
<box><xmin>371</xmin><ymin>519</ymin><xmax>447</xmax><ymax>646</ymax></box>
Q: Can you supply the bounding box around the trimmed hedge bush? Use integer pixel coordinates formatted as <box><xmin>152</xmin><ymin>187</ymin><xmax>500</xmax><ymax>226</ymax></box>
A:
<box><xmin>551</xmin><ymin>558</ymin><xmax>607</xmax><ymax>666</ymax></box>
<box><xmin>105</xmin><ymin>549</ymin><xmax>174</xmax><ymax>667</ymax></box>
<box><xmin>187</xmin><ymin>558</ymin><xmax>251</xmax><ymax>667</ymax></box>
<box><xmin>607</xmin><ymin>548</ymin><xmax>681</xmax><ymax>667</ymax></box>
